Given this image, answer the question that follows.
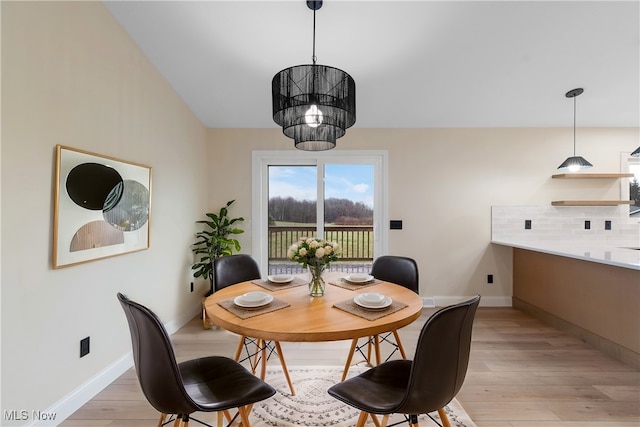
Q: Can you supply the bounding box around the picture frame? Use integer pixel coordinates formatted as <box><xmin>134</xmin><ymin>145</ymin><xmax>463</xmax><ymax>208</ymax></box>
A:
<box><xmin>53</xmin><ymin>145</ymin><xmax>152</xmax><ymax>268</ymax></box>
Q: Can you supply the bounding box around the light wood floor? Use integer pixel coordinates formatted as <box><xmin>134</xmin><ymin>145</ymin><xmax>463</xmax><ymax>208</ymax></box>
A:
<box><xmin>61</xmin><ymin>307</ymin><xmax>640</xmax><ymax>427</ymax></box>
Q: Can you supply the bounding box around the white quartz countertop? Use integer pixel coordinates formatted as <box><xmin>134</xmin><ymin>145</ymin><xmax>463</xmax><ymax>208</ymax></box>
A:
<box><xmin>492</xmin><ymin>239</ymin><xmax>640</xmax><ymax>270</ymax></box>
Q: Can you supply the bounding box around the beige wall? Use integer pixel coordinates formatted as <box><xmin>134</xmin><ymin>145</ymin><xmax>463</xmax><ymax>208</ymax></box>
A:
<box><xmin>1</xmin><ymin>1</ymin><xmax>639</xmax><ymax>425</ymax></box>
<box><xmin>1</xmin><ymin>2</ymin><xmax>208</xmax><ymax>423</ymax></box>
<box><xmin>206</xmin><ymin>127</ymin><xmax>638</xmax><ymax>302</ymax></box>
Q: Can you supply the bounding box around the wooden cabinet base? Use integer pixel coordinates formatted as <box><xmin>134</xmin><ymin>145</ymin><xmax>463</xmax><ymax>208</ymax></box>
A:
<box><xmin>513</xmin><ymin>248</ymin><xmax>640</xmax><ymax>369</ymax></box>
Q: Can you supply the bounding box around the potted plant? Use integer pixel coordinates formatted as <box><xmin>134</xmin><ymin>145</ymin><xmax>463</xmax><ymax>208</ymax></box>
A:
<box><xmin>191</xmin><ymin>200</ymin><xmax>244</xmax><ymax>296</ymax></box>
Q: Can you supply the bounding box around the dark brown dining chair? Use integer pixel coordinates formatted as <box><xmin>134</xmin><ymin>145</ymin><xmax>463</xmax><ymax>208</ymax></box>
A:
<box><xmin>342</xmin><ymin>255</ymin><xmax>419</xmax><ymax>380</ymax></box>
<box><xmin>117</xmin><ymin>292</ymin><xmax>275</xmax><ymax>427</ymax></box>
<box><xmin>329</xmin><ymin>295</ymin><xmax>480</xmax><ymax>427</ymax></box>
<box><xmin>213</xmin><ymin>254</ymin><xmax>295</xmax><ymax>395</ymax></box>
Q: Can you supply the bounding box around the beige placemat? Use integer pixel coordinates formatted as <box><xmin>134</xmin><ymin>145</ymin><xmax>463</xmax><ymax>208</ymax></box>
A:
<box><xmin>252</xmin><ymin>278</ymin><xmax>307</xmax><ymax>291</ymax></box>
<box><xmin>333</xmin><ymin>298</ymin><xmax>408</xmax><ymax>321</ymax></box>
<box><xmin>218</xmin><ymin>297</ymin><xmax>290</xmax><ymax>319</ymax></box>
<box><xmin>329</xmin><ymin>278</ymin><xmax>381</xmax><ymax>291</ymax></box>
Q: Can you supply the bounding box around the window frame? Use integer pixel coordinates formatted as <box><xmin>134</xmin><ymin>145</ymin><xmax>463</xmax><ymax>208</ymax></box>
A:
<box><xmin>252</xmin><ymin>150</ymin><xmax>389</xmax><ymax>275</ymax></box>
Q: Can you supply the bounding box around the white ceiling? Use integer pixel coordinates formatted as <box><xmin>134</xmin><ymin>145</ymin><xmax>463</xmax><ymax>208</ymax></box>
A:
<box><xmin>104</xmin><ymin>0</ymin><xmax>640</xmax><ymax>129</ymax></box>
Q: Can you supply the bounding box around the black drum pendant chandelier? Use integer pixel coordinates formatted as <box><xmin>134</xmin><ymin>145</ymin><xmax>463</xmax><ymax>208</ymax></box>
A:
<box><xmin>272</xmin><ymin>0</ymin><xmax>356</xmax><ymax>151</ymax></box>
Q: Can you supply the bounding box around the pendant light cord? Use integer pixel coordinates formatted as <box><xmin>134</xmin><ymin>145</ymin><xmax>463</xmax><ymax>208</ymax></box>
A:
<box><xmin>573</xmin><ymin>95</ymin><xmax>577</xmax><ymax>156</ymax></box>
<box><xmin>312</xmin><ymin>8</ymin><xmax>317</xmax><ymax>64</ymax></box>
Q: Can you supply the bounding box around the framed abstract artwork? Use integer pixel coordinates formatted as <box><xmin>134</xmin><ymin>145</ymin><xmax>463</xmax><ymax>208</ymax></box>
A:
<box><xmin>53</xmin><ymin>145</ymin><xmax>152</xmax><ymax>268</ymax></box>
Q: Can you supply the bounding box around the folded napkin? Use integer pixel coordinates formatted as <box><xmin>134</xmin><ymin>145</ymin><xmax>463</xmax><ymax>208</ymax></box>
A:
<box><xmin>333</xmin><ymin>298</ymin><xmax>408</xmax><ymax>321</ymax></box>
<box><xmin>329</xmin><ymin>278</ymin><xmax>381</xmax><ymax>291</ymax></box>
<box><xmin>218</xmin><ymin>297</ymin><xmax>290</xmax><ymax>319</ymax></box>
<box><xmin>252</xmin><ymin>277</ymin><xmax>307</xmax><ymax>291</ymax></box>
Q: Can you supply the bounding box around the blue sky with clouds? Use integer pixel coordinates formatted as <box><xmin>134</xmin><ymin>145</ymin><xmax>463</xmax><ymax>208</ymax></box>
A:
<box><xmin>269</xmin><ymin>164</ymin><xmax>374</xmax><ymax>207</ymax></box>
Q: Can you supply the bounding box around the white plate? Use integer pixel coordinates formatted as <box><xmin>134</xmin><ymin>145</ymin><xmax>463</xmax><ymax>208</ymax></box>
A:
<box><xmin>267</xmin><ymin>274</ymin><xmax>294</xmax><ymax>283</ymax></box>
<box><xmin>354</xmin><ymin>294</ymin><xmax>392</xmax><ymax>309</ymax></box>
<box><xmin>359</xmin><ymin>292</ymin><xmax>385</xmax><ymax>305</ymax></box>
<box><xmin>344</xmin><ymin>274</ymin><xmax>374</xmax><ymax>283</ymax></box>
<box><xmin>234</xmin><ymin>294</ymin><xmax>274</xmax><ymax>308</ymax></box>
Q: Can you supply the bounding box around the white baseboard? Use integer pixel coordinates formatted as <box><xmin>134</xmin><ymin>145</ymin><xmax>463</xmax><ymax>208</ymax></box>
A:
<box><xmin>31</xmin><ymin>353</ymin><xmax>133</xmax><ymax>427</ymax></box>
<box><xmin>432</xmin><ymin>296</ymin><xmax>512</xmax><ymax>307</ymax></box>
<box><xmin>36</xmin><ymin>306</ymin><xmax>200</xmax><ymax>427</ymax></box>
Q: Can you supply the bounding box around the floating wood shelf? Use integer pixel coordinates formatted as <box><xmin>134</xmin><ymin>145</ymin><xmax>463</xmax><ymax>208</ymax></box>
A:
<box><xmin>551</xmin><ymin>200</ymin><xmax>634</xmax><ymax>206</ymax></box>
<box><xmin>552</xmin><ymin>173</ymin><xmax>634</xmax><ymax>179</ymax></box>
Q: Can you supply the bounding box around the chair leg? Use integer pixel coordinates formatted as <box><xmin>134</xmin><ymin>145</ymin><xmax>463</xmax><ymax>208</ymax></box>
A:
<box><xmin>369</xmin><ymin>413</ymin><xmax>383</xmax><ymax>427</ymax></box>
<box><xmin>392</xmin><ymin>330</ymin><xmax>407</xmax><ymax>359</ymax></box>
<box><xmin>202</xmin><ymin>298</ymin><xmax>212</xmax><ymax>330</ymax></box>
<box><xmin>355</xmin><ymin>411</ymin><xmax>369</xmax><ymax>427</ymax></box>
<box><xmin>341</xmin><ymin>338</ymin><xmax>359</xmax><ymax>381</ymax></box>
<box><xmin>437</xmin><ymin>408</ymin><xmax>452</xmax><ymax>427</ymax></box>
<box><xmin>274</xmin><ymin>341</ymin><xmax>296</xmax><ymax>395</ymax></box>
<box><xmin>238</xmin><ymin>405</ymin><xmax>252</xmax><ymax>427</ymax></box>
<box><xmin>173</xmin><ymin>415</ymin><xmax>182</xmax><ymax>427</ymax></box>
<box><xmin>157</xmin><ymin>413</ymin><xmax>167</xmax><ymax>427</ymax></box>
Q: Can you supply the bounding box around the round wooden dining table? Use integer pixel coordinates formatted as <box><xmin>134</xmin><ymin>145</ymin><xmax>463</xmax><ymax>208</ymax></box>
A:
<box><xmin>204</xmin><ymin>273</ymin><xmax>423</xmax><ymax>394</ymax></box>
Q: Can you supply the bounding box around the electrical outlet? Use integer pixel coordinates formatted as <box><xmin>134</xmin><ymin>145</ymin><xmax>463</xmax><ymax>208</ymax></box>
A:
<box><xmin>605</xmin><ymin>220</ymin><xmax>612</xmax><ymax>230</ymax></box>
<box><xmin>584</xmin><ymin>220</ymin><xmax>590</xmax><ymax>230</ymax></box>
<box><xmin>487</xmin><ymin>274</ymin><xmax>494</xmax><ymax>284</ymax></box>
<box><xmin>190</xmin><ymin>282</ymin><xmax>194</xmax><ymax>292</ymax></box>
<box><xmin>80</xmin><ymin>337</ymin><xmax>90</xmax><ymax>358</ymax></box>
<box><xmin>524</xmin><ymin>220</ymin><xmax>532</xmax><ymax>230</ymax></box>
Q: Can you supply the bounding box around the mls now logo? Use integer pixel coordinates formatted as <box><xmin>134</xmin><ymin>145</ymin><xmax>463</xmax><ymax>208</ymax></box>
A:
<box><xmin>4</xmin><ymin>410</ymin><xmax>57</xmax><ymax>422</ymax></box>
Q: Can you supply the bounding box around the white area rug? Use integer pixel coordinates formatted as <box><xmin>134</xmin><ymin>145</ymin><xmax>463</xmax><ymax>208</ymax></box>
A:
<box><xmin>250</xmin><ymin>366</ymin><xmax>477</xmax><ymax>427</ymax></box>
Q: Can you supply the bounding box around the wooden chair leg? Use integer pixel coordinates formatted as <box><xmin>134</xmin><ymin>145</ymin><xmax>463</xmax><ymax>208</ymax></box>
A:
<box><xmin>238</xmin><ymin>405</ymin><xmax>252</xmax><ymax>427</ymax></box>
<box><xmin>157</xmin><ymin>413</ymin><xmax>168</xmax><ymax>427</ymax></box>
<box><xmin>380</xmin><ymin>414</ymin><xmax>390</xmax><ymax>427</ymax></box>
<box><xmin>355</xmin><ymin>411</ymin><xmax>369</xmax><ymax>427</ymax></box>
<box><xmin>392</xmin><ymin>330</ymin><xmax>407</xmax><ymax>359</ymax></box>
<box><xmin>173</xmin><ymin>415</ymin><xmax>182</xmax><ymax>427</ymax></box>
<box><xmin>437</xmin><ymin>408</ymin><xmax>452</xmax><ymax>427</ymax></box>
<box><xmin>369</xmin><ymin>413</ymin><xmax>383</xmax><ymax>427</ymax></box>
<box><xmin>201</xmin><ymin>297</ymin><xmax>212</xmax><ymax>329</ymax></box>
<box><xmin>274</xmin><ymin>341</ymin><xmax>296</xmax><ymax>395</ymax></box>
<box><xmin>342</xmin><ymin>338</ymin><xmax>359</xmax><ymax>381</ymax></box>
<box><xmin>367</xmin><ymin>336</ymin><xmax>374</xmax><ymax>365</ymax></box>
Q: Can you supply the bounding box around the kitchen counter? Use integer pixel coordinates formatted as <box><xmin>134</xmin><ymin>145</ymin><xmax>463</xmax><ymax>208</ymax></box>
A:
<box><xmin>491</xmin><ymin>238</ymin><xmax>640</xmax><ymax>270</ymax></box>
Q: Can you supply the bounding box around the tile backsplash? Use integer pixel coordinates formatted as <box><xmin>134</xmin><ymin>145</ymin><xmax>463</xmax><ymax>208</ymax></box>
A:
<box><xmin>492</xmin><ymin>206</ymin><xmax>640</xmax><ymax>244</ymax></box>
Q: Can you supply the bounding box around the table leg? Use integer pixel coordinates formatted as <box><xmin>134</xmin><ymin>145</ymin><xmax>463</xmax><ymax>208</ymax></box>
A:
<box><xmin>258</xmin><ymin>339</ymin><xmax>267</xmax><ymax>380</ymax></box>
<box><xmin>374</xmin><ymin>335</ymin><xmax>382</xmax><ymax>366</ymax></box>
<box><xmin>392</xmin><ymin>330</ymin><xmax>407</xmax><ymax>359</ymax></box>
<box><xmin>274</xmin><ymin>341</ymin><xmax>296</xmax><ymax>395</ymax></box>
<box><xmin>341</xmin><ymin>338</ymin><xmax>359</xmax><ymax>381</ymax></box>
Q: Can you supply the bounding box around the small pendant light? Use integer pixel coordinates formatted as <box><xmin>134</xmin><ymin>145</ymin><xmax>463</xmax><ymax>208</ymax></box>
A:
<box><xmin>557</xmin><ymin>88</ymin><xmax>593</xmax><ymax>172</ymax></box>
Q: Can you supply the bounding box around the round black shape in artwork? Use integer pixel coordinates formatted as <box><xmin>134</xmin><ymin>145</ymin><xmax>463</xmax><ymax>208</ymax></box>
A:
<box><xmin>66</xmin><ymin>163</ymin><xmax>124</xmax><ymax>210</ymax></box>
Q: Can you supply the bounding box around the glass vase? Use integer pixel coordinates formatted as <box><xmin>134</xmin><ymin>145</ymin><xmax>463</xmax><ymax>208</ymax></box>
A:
<box><xmin>307</xmin><ymin>264</ymin><xmax>327</xmax><ymax>297</ymax></box>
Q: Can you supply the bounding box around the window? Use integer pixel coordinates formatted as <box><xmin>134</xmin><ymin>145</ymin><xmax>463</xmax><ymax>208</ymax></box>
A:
<box><xmin>252</xmin><ymin>150</ymin><xmax>388</xmax><ymax>275</ymax></box>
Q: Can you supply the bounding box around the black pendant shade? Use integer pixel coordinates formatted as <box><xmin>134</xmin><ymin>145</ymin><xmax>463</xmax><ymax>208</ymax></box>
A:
<box><xmin>271</xmin><ymin>0</ymin><xmax>356</xmax><ymax>151</ymax></box>
<box><xmin>272</xmin><ymin>64</ymin><xmax>356</xmax><ymax>150</ymax></box>
<box><xmin>557</xmin><ymin>155</ymin><xmax>593</xmax><ymax>171</ymax></box>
